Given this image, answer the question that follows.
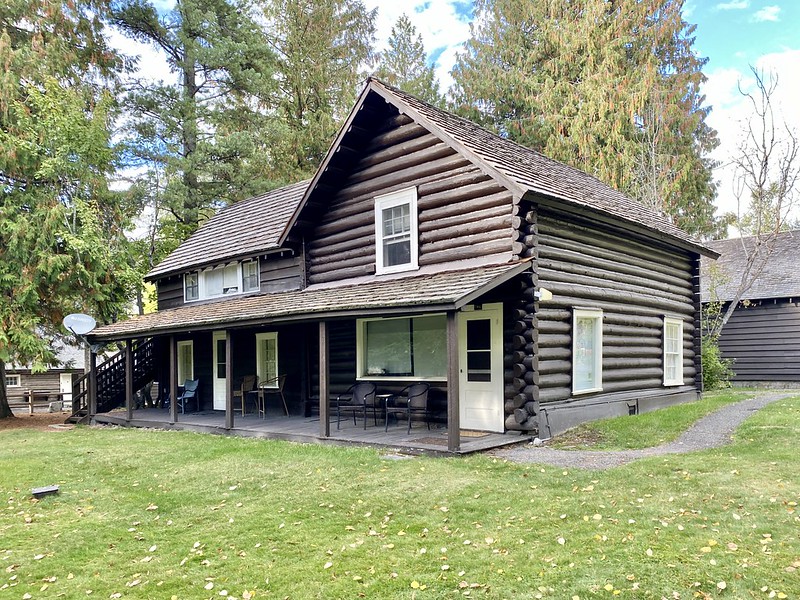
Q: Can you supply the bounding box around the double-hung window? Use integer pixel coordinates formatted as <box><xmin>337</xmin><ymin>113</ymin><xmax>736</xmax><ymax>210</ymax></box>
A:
<box><xmin>177</xmin><ymin>341</ymin><xmax>194</xmax><ymax>383</ymax></box>
<box><xmin>242</xmin><ymin>260</ymin><xmax>260</xmax><ymax>293</ymax></box>
<box><xmin>5</xmin><ymin>374</ymin><xmax>21</xmax><ymax>388</ymax></box>
<box><xmin>663</xmin><ymin>317</ymin><xmax>684</xmax><ymax>386</ymax></box>
<box><xmin>572</xmin><ymin>308</ymin><xmax>603</xmax><ymax>394</ymax></box>
<box><xmin>374</xmin><ymin>188</ymin><xmax>419</xmax><ymax>274</ymax></box>
<box><xmin>184</xmin><ymin>259</ymin><xmax>261</xmax><ymax>302</ymax></box>
<box><xmin>255</xmin><ymin>332</ymin><xmax>279</xmax><ymax>387</ymax></box>
<box><xmin>184</xmin><ymin>272</ymin><xmax>199</xmax><ymax>301</ymax></box>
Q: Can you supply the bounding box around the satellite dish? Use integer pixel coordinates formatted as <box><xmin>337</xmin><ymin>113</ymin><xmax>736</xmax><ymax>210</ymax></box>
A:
<box><xmin>63</xmin><ymin>313</ymin><xmax>97</xmax><ymax>336</ymax></box>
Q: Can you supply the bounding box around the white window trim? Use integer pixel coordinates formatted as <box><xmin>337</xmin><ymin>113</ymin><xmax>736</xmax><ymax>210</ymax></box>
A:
<box><xmin>356</xmin><ymin>313</ymin><xmax>447</xmax><ymax>382</ymax></box>
<box><xmin>184</xmin><ymin>259</ymin><xmax>261</xmax><ymax>303</ymax></box>
<box><xmin>663</xmin><ymin>316</ymin><xmax>684</xmax><ymax>386</ymax></box>
<box><xmin>572</xmin><ymin>307</ymin><xmax>603</xmax><ymax>395</ymax></box>
<box><xmin>6</xmin><ymin>374</ymin><xmax>21</xmax><ymax>387</ymax></box>
<box><xmin>374</xmin><ymin>187</ymin><xmax>419</xmax><ymax>275</ymax></box>
<box><xmin>177</xmin><ymin>340</ymin><xmax>194</xmax><ymax>383</ymax></box>
<box><xmin>255</xmin><ymin>332</ymin><xmax>279</xmax><ymax>388</ymax></box>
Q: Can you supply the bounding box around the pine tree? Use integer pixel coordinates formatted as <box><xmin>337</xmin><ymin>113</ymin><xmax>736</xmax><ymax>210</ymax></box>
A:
<box><xmin>260</xmin><ymin>0</ymin><xmax>377</xmax><ymax>181</ymax></box>
<box><xmin>375</xmin><ymin>14</ymin><xmax>443</xmax><ymax>106</ymax></box>
<box><xmin>112</xmin><ymin>0</ymin><xmax>280</xmax><ymax>250</ymax></box>
<box><xmin>0</xmin><ymin>0</ymin><xmax>135</xmax><ymax>417</ymax></box>
<box><xmin>452</xmin><ymin>0</ymin><xmax>720</xmax><ymax>237</ymax></box>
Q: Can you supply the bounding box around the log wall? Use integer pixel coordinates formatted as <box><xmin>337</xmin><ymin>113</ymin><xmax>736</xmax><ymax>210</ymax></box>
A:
<box><xmin>306</xmin><ymin>113</ymin><xmax>514</xmax><ymax>284</ymax></box>
<box><xmin>530</xmin><ymin>206</ymin><xmax>698</xmax><ymax>414</ymax></box>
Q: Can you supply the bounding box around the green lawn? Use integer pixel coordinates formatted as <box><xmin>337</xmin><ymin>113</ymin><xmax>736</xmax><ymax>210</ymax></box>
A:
<box><xmin>551</xmin><ymin>389</ymin><xmax>759</xmax><ymax>450</ymax></box>
<box><xmin>1</xmin><ymin>395</ymin><xmax>799</xmax><ymax>599</ymax></box>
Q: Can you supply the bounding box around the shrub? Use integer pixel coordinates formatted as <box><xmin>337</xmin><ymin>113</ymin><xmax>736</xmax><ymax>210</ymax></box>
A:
<box><xmin>702</xmin><ymin>335</ymin><xmax>734</xmax><ymax>389</ymax></box>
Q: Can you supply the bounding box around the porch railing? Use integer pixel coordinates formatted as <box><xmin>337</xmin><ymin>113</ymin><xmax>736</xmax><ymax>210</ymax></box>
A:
<box><xmin>68</xmin><ymin>338</ymin><xmax>155</xmax><ymax>423</ymax></box>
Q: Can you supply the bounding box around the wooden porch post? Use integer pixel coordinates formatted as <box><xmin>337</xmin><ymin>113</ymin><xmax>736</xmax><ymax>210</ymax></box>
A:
<box><xmin>125</xmin><ymin>338</ymin><xmax>134</xmax><ymax>422</ymax></box>
<box><xmin>88</xmin><ymin>350</ymin><xmax>97</xmax><ymax>417</ymax></box>
<box><xmin>447</xmin><ymin>310</ymin><xmax>460</xmax><ymax>452</ymax></box>
<box><xmin>169</xmin><ymin>335</ymin><xmax>178</xmax><ymax>424</ymax></box>
<box><xmin>319</xmin><ymin>321</ymin><xmax>330</xmax><ymax>438</ymax></box>
<box><xmin>225</xmin><ymin>330</ymin><xmax>234</xmax><ymax>430</ymax></box>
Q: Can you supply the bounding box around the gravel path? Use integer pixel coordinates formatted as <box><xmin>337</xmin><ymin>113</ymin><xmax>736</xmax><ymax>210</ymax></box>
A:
<box><xmin>494</xmin><ymin>393</ymin><xmax>794</xmax><ymax>470</ymax></box>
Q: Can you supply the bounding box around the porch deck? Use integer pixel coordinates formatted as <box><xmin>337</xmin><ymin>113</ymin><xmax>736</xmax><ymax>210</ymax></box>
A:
<box><xmin>91</xmin><ymin>408</ymin><xmax>530</xmax><ymax>455</ymax></box>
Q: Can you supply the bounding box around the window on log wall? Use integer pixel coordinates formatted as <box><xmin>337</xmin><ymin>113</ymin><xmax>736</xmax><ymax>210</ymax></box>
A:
<box><xmin>663</xmin><ymin>317</ymin><xmax>684</xmax><ymax>386</ymax></box>
<box><xmin>573</xmin><ymin>308</ymin><xmax>603</xmax><ymax>394</ymax></box>
<box><xmin>5</xmin><ymin>374</ymin><xmax>21</xmax><ymax>387</ymax></box>
<box><xmin>183</xmin><ymin>259</ymin><xmax>260</xmax><ymax>302</ymax></box>
<box><xmin>256</xmin><ymin>332</ymin><xmax>279</xmax><ymax>387</ymax></box>
<box><xmin>374</xmin><ymin>187</ymin><xmax>419</xmax><ymax>275</ymax></box>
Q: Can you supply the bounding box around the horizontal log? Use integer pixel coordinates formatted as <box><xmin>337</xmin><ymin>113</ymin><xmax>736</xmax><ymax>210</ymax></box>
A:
<box><xmin>538</xmin><ymin>213</ymin><xmax>693</xmax><ymax>269</ymax></box>
<box><xmin>308</xmin><ymin>221</ymin><xmax>374</xmax><ymax>251</ymax></box>
<box><xmin>539</xmin><ymin>282</ymin><xmax>694</xmax><ymax>316</ymax></box>
<box><xmin>603</xmin><ymin>367</ymin><xmax>663</xmax><ymax>382</ymax></box>
<box><xmin>537</xmin><ymin>308</ymin><xmax>572</xmax><ymax>322</ymax></box>
<box><xmin>505</xmin><ymin>414</ymin><xmax>537</xmax><ymax>432</ymax></box>
<box><xmin>603</xmin><ymin>324</ymin><xmax>662</xmax><ymax>338</ymax></box>
<box><xmin>603</xmin><ymin>357</ymin><xmax>663</xmax><ymax>369</ymax></box>
<box><xmin>354</xmin><ymin>132</ymin><xmax>441</xmax><ymax>172</ymax></box>
<box><xmin>539</xmin><ymin>320</ymin><xmax>571</xmax><ymax>334</ymax></box>
<box><xmin>538</xmin><ymin>387</ymin><xmax>571</xmax><ymax>403</ymax></box>
<box><xmin>538</xmin><ymin>359</ymin><xmax>571</xmax><ymax>375</ymax></box>
<box><xmin>600</xmin><ymin>378</ymin><xmax>664</xmax><ymax>394</ymax></box>
<box><xmin>538</xmin><ymin>334</ymin><xmax>571</xmax><ymax>348</ymax></box>
<box><xmin>307</xmin><ymin>263</ymin><xmax>375</xmax><ymax>285</ymax></box>
<box><xmin>419</xmin><ymin>214</ymin><xmax>511</xmax><ymax>245</ymax></box>
<box><xmin>539</xmin><ymin>372</ymin><xmax>571</xmax><ymax>388</ymax></box>
<box><xmin>418</xmin><ymin>238</ymin><xmax>511</xmax><ymax>267</ymax></box>
<box><xmin>419</xmin><ymin>197</ymin><xmax>511</xmax><ymax>233</ymax></box>
<box><xmin>537</xmin><ymin>347</ymin><xmax>571</xmax><ymax>361</ymax></box>
<box><xmin>513</xmin><ymin>371</ymin><xmax>538</xmax><ymax>389</ymax></box>
<box><xmin>349</xmin><ymin>143</ymin><xmax>454</xmax><ymax>187</ymax></box>
<box><xmin>417</xmin><ymin>167</ymin><xmax>491</xmax><ymax>196</ymax></box>
<box><xmin>364</xmin><ymin>122</ymin><xmax>429</xmax><ymax>153</ymax></box>
<box><xmin>309</xmin><ymin>238</ymin><xmax>373</xmax><ymax>261</ymax></box>
<box><xmin>604</xmin><ymin>335</ymin><xmax>662</xmax><ymax>347</ymax></box>
<box><xmin>419</xmin><ymin>180</ymin><xmax>508</xmax><ymax>212</ymax></box>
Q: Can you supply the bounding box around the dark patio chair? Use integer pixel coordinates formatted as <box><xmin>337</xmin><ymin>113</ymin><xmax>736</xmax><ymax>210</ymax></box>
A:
<box><xmin>233</xmin><ymin>375</ymin><xmax>258</xmax><ymax>415</ymax></box>
<box><xmin>336</xmin><ymin>382</ymin><xmax>378</xmax><ymax>430</ymax></box>
<box><xmin>177</xmin><ymin>379</ymin><xmax>199</xmax><ymax>414</ymax></box>
<box><xmin>384</xmin><ymin>383</ymin><xmax>431</xmax><ymax>434</ymax></box>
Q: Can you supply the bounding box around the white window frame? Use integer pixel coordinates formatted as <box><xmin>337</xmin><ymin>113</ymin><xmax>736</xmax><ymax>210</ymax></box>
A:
<box><xmin>5</xmin><ymin>374</ymin><xmax>21</xmax><ymax>388</ymax></box>
<box><xmin>177</xmin><ymin>341</ymin><xmax>194</xmax><ymax>383</ymax></box>
<box><xmin>663</xmin><ymin>317</ymin><xmax>684</xmax><ymax>386</ymax></box>
<box><xmin>184</xmin><ymin>259</ymin><xmax>262</xmax><ymax>303</ymax></box>
<box><xmin>184</xmin><ymin>271</ymin><xmax>199</xmax><ymax>302</ymax></box>
<box><xmin>572</xmin><ymin>308</ymin><xmax>603</xmax><ymax>395</ymax></box>
<box><xmin>374</xmin><ymin>187</ymin><xmax>419</xmax><ymax>275</ymax></box>
<box><xmin>255</xmin><ymin>332</ymin><xmax>279</xmax><ymax>388</ymax></box>
<box><xmin>356</xmin><ymin>313</ymin><xmax>447</xmax><ymax>382</ymax></box>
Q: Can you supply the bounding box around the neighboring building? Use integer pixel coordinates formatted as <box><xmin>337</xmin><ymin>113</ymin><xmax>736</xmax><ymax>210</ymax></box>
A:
<box><xmin>6</xmin><ymin>340</ymin><xmax>84</xmax><ymax>407</ymax></box>
<box><xmin>84</xmin><ymin>79</ymin><xmax>715</xmax><ymax>447</ymax></box>
<box><xmin>702</xmin><ymin>231</ymin><xmax>800</xmax><ymax>387</ymax></box>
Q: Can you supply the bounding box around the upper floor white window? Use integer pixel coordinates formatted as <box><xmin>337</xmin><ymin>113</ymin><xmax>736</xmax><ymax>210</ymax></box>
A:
<box><xmin>5</xmin><ymin>374</ymin><xmax>21</xmax><ymax>388</ymax></box>
<box><xmin>572</xmin><ymin>308</ymin><xmax>603</xmax><ymax>394</ymax></box>
<box><xmin>184</xmin><ymin>259</ymin><xmax>260</xmax><ymax>302</ymax></box>
<box><xmin>663</xmin><ymin>317</ymin><xmax>684</xmax><ymax>386</ymax></box>
<box><xmin>374</xmin><ymin>187</ymin><xmax>418</xmax><ymax>275</ymax></box>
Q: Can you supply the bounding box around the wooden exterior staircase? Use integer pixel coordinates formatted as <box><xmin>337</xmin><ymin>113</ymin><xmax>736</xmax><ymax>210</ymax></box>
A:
<box><xmin>67</xmin><ymin>338</ymin><xmax>155</xmax><ymax>424</ymax></box>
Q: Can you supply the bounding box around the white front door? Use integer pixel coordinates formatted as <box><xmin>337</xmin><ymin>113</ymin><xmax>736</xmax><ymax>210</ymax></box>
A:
<box><xmin>212</xmin><ymin>331</ymin><xmax>227</xmax><ymax>410</ymax></box>
<box><xmin>59</xmin><ymin>373</ymin><xmax>73</xmax><ymax>405</ymax></box>
<box><xmin>458</xmin><ymin>303</ymin><xmax>504</xmax><ymax>432</ymax></box>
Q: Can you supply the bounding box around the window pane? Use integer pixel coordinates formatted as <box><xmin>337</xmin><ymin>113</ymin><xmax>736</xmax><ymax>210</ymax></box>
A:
<box><xmin>185</xmin><ymin>273</ymin><xmax>199</xmax><ymax>301</ymax></box>
<box><xmin>383</xmin><ymin>237</ymin><xmax>411</xmax><ymax>267</ymax></box>
<box><xmin>413</xmin><ymin>315</ymin><xmax>447</xmax><ymax>378</ymax></box>
<box><xmin>574</xmin><ymin>316</ymin><xmax>597</xmax><ymax>390</ymax></box>
<box><xmin>467</xmin><ymin>351</ymin><xmax>492</xmax><ymax>382</ymax></box>
<box><xmin>216</xmin><ymin>339</ymin><xmax>226</xmax><ymax>379</ymax></box>
<box><xmin>365</xmin><ymin>319</ymin><xmax>412</xmax><ymax>376</ymax></box>
<box><xmin>178</xmin><ymin>342</ymin><xmax>193</xmax><ymax>382</ymax></box>
<box><xmin>466</xmin><ymin>319</ymin><xmax>491</xmax><ymax>351</ymax></box>
<box><xmin>223</xmin><ymin>264</ymin><xmax>238</xmax><ymax>294</ymax></box>
<box><xmin>206</xmin><ymin>268</ymin><xmax>223</xmax><ymax>296</ymax></box>
<box><xmin>242</xmin><ymin>261</ymin><xmax>259</xmax><ymax>292</ymax></box>
<box><xmin>257</xmin><ymin>335</ymin><xmax>278</xmax><ymax>384</ymax></box>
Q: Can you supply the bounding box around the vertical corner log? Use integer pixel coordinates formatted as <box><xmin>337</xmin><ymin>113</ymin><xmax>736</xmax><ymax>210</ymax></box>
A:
<box><xmin>692</xmin><ymin>256</ymin><xmax>703</xmax><ymax>391</ymax></box>
<box><xmin>319</xmin><ymin>321</ymin><xmax>330</xmax><ymax>438</ymax></box>
<box><xmin>447</xmin><ymin>310</ymin><xmax>460</xmax><ymax>452</ymax></box>
<box><xmin>169</xmin><ymin>335</ymin><xmax>178</xmax><ymax>424</ymax></box>
<box><xmin>225</xmin><ymin>331</ymin><xmax>233</xmax><ymax>430</ymax></box>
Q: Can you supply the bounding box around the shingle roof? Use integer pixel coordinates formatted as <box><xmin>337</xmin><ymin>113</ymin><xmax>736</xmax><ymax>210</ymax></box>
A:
<box><xmin>701</xmin><ymin>230</ymin><xmax>800</xmax><ymax>302</ymax></box>
<box><xmin>146</xmin><ymin>180</ymin><xmax>309</xmax><ymax>280</ymax></box>
<box><xmin>365</xmin><ymin>79</ymin><xmax>713</xmax><ymax>256</ymax></box>
<box><xmin>91</xmin><ymin>261</ymin><xmax>531</xmax><ymax>341</ymax></box>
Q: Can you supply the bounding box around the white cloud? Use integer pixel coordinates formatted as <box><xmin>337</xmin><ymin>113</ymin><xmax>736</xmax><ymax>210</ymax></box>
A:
<box><xmin>703</xmin><ymin>49</ymin><xmax>800</xmax><ymax>225</ymax></box>
<box><xmin>752</xmin><ymin>5</ymin><xmax>781</xmax><ymax>22</ymax></box>
<box><xmin>715</xmin><ymin>0</ymin><xmax>749</xmax><ymax>9</ymax></box>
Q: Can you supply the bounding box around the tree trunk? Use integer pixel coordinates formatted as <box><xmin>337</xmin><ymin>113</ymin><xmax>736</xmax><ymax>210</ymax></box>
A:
<box><xmin>0</xmin><ymin>363</ymin><xmax>15</xmax><ymax>419</ymax></box>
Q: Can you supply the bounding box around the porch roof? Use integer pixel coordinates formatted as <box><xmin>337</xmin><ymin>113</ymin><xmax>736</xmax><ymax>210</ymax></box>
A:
<box><xmin>90</xmin><ymin>261</ymin><xmax>531</xmax><ymax>341</ymax></box>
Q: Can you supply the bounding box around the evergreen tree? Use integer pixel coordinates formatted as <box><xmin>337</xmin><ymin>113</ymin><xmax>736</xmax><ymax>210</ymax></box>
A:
<box><xmin>452</xmin><ymin>0</ymin><xmax>720</xmax><ymax>237</ymax></box>
<box><xmin>0</xmin><ymin>0</ymin><xmax>135</xmax><ymax>417</ymax></box>
<box><xmin>112</xmin><ymin>0</ymin><xmax>280</xmax><ymax>251</ymax></box>
<box><xmin>375</xmin><ymin>14</ymin><xmax>443</xmax><ymax>106</ymax></box>
<box><xmin>260</xmin><ymin>0</ymin><xmax>377</xmax><ymax>181</ymax></box>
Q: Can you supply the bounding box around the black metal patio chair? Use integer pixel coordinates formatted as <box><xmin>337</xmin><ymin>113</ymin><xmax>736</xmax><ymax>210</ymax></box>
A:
<box><xmin>336</xmin><ymin>382</ymin><xmax>378</xmax><ymax>430</ymax></box>
<box><xmin>177</xmin><ymin>379</ymin><xmax>199</xmax><ymax>414</ymax></box>
<box><xmin>384</xmin><ymin>383</ymin><xmax>431</xmax><ymax>434</ymax></box>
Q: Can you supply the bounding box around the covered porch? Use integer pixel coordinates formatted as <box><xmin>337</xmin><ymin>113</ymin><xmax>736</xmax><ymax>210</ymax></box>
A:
<box><xmin>92</xmin><ymin>407</ymin><xmax>528</xmax><ymax>455</ymax></box>
<box><xmin>85</xmin><ymin>261</ymin><xmax>532</xmax><ymax>453</ymax></box>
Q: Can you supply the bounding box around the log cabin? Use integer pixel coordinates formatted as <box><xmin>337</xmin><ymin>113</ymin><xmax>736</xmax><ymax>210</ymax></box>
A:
<box><xmin>81</xmin><ymin>79</ymin><xmax>717</xmax><ymax>450</ymax></box>
<box><xmin>702</xmin><ymin>231</ymin><xmax>800</xmax><ymax>387</ymax></box>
